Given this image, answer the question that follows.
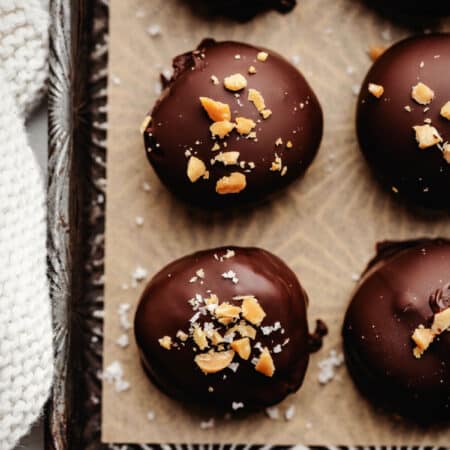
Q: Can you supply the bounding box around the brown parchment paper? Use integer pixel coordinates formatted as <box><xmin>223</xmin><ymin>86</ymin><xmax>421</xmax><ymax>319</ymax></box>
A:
<box><xmin>102</xmin><ymin>0</ymin><xmax>450</xmax><ymax>444</ymax></box>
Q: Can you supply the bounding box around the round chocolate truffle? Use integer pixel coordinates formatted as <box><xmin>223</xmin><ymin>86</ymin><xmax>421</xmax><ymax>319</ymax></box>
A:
<box><xmin>356</xmin><ymin>34</ymin><xmax>450</xmax><ymax>210</ymax></box>
<box><xmin>134</xmin><ymin>246</ymin><xmax>320</xmax><ymax>411</ymax></box>
<box><xmin>343</xmin><ymin>239</ymin><xmax>450</xmax><ymax>422</ymax></box>
<box><xmin>142</xmin><ymin>39</ymin><xmax>323</xmax><ymax>208</ymax></box>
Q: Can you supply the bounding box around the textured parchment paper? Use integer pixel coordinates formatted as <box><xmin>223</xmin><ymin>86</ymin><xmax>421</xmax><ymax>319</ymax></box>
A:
<box><xmin>103</xmin><ymin>0</ymin><xmax>450</xmax><ymax>444</ymax></box>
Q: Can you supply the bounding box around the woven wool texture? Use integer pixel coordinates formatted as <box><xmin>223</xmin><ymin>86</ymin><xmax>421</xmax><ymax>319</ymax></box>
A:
<box><xmin>0</xmin><ymin>1</ymin><xmax>52</xmax><ymax>449</ymax></box>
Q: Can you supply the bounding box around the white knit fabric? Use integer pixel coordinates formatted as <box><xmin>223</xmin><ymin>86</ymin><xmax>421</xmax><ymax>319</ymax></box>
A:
<box><xmin>0</xmin><ymin>1</ymin><xmax>52</xmax><ymax>449</ymax></box>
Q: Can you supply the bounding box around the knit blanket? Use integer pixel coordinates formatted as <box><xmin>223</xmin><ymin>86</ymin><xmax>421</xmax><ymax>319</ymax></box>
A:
<box><xmin>0</xmin><ymin>1</ymin><xmax>52</xmax><ymax>449</ymax></box>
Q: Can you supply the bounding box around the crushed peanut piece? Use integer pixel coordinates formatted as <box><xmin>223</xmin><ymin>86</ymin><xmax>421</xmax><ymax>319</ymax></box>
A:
<box><xmin>443</xmin><ymin>143</ymin><xmax>450</xmax><ymax>163</ymax></box>
<box><xmin>248</xmin><ymin>65</ymin><xmax>257</xmax><ymax>74</ymax></box>
<box><xmin>158</xmin><ymin>336</ymin><xmax>172</xmax><ymax>350</ymax></box>
<box><xmin>200</xmin><ymin>97</ymin><xmax>231</xmax><ymax>122</ymax></box>
<box><xmin>286</xmin><ymin>140</ymin><xmax>293</xmax><ymax>149</ymax></box>
<box><xmin>211</xmin><ymin>75</ymin><xmax>220</xmax><ymax>85</ymax></box>
<box><xmin>215</xmin><ymin>302</ymin><xmax>241</xmax><ymax>325</ymax></box>
<box><xmin>275</xmin><ymin>137</ymin><xmax>283</xmax><ymax>147</ymax></box>
<box><xmin>412</xmin><ymin>307</ymin><xmax>450</xmax><ymax>358</ymax></box>
<box><xmin>248</xmin><ymin>88</ymin><xmax>266</xmax><ymax>112</ymax></box>
<box><xmin>224</xmin><ymin>73</ymin><xmax>248</xmax><ymax>91</ymax></box>
<box><xmin>176</xmin><ymin>330</ymin><xmax>188</xmax><ymax>342</ymax></box>
<box><xmin>411</xmin><ymin>82</ymin><xmax>435</xmax><ymax>105</ymax></box>
<box><xmin>205</xmin><ymin>294</ymin><xmax>219</xmax><ymax>306</ymax></box>
<box><xmin>440</xmin><ymin>101</ymin><xmax>450</xmax><ymax>120</ymax></box>
<box><xmin>255</xmin><ymin>347</ymin><xmax>275</xmax><ymax>377</ymax></box>
<box><xmin>187</xmin><ymin>156</ymin><xmax>207</xmax><ymax>182</ymax></box>
<box><xmin>210</xmin><ymin>120</ymin><xmax>235</xmax><ymax>139</ymax></box>
<box><xmin>193</xmin><ymin>326</ymin><xmax>209</xmax><ymax>350</ymax></box>
<box><xmin>226</xmin><ymin>322</ymin><xmax>257</xmax><ymax>340</ymax></box>
<box><xmin>412</xmin><ymin>326</ymin><xmax>434</xmax><ymax>358</ymax></box>
<box><xmin>270</xmin><ymin>154</ymin><xmax>283</xmax><ymax>172</ymax></box>
<box><xmin>368</xmin><ymin>45</ymin><xmax>386</xmax><ymax>61</ymax></box>
<box><xmin>195</xmin><ymin>350</ymin><xmax>235</xmax><ymax>374</ymax></box>
<box><xmin>242</xmin><ymin>296</ymin><xmax>266</xmax><ymax>326</ymax></box>
<box><xmin>261</xmin><ymin>109</ymin><xmax>272</xmax><ymax>119</ymax></box>
<box><xmin>211</xmin><ymin>142</ymin><xmax>221</xmax><ymax>151</ymax></box>
<box><xmin>368</xmin><ymin>83</ymin><xmax>384</xmax><ymax>98</ymax></box>
<box><xmin>231</xmin><ymin>338</ymin><xmax>251</xmax><ymax>360</ymax></box>
<box><xmin>214</xmin><ymin>151</ymin><xmax>240</xmax><ymax>166</ymax></box>
<box><xmin>210</xmin><ymin>330</ymin><xmax>224</xmax><ymax>346</ymax></box>
<box><xmin>216</xmin><ymin>172</ymin><xmax>247</xmax><ymax>194</ymax></box>
<box><xmin>257</xmin><ymin>51</ymin><xmax>269</xmax><ymax>62</ymax></box>
<box><xmin>235</xmin><ymin>117</ymin><xmax>256</xmax><ymax>135</ymax></box>
<box><xmin>413</xmin><ymin>124</ymin><xmax>442</xmax><ymax>149</ymax></box>
<box><xmin>140</xmin><ymin>115</ymin><xmax>152</xmax><ymax>134</ymax></box>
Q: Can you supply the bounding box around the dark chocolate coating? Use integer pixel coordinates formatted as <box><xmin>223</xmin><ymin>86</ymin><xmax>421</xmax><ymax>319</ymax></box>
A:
<box><xmin>205</xmin><ymin>0</ymin><xmax>297</xmax><ymax>20</ymax></box>
<box><xmin>143</xmin><ymin>40</ymin><xmax>323</xmax><ymax>208</ymax></box>
<box><xmin>365</xmin><ymin>0</ymin><xmax>450</xmax><ymax>17</ymax></box>
<box><xmin>356</xmin><ymin>34</ymin><xmax>450</xmax><ymax>211</ymax></box>
<box><xmin>134</xmin><ymin>247</ymin><xmax>312</xmax><ymax>411</ymax></box>
<box><xmin>343</xmin><ymin>239</ymin><xmax>450</xmax><ymax>422</ymax></box>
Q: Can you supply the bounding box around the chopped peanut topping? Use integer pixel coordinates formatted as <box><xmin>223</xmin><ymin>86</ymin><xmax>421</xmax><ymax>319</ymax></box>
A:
<box><xmin>140</xmin><ymin>115</ymin><xmax>152</xmax><ymax>134</ymax></box>
<box><xmin>226</xmin><ymin>321</ymin><xmax>257</xmax><ymax>340</ymax></box>
<box><xmin>211</xmin><ymin>142</ymin><xmax>221</xmax><ymax>151</ymax></box>
<box><xmin>193</xmin><ymin>326</ymin><xmax>209</xmax><ymax>350</ymax></box>
<box><xmin>443</xmin><ymin>143</ymin><xmax>450</xmax><ymax>163</ymax></box>
<box><xmin>195</xmin><ymin>350</ymin><xmax>235</xmax><ymax>374</ymax></box>
<box><xmin>242</xmin><ymin>296</ymin><xmax>266</xmax><ymax>326</ymax></box>
<box><xmin>248</xmin><ymin>88</ymin><xmax>266</xmax><ymax>112</ymax></box>
<box><xmin>261</xmin><ymin>109</ymin><xmax>272</xmax><ymax>119</ymax></box>
<box><xmin>368</xmin><ymin>45</ymin><xmax>386</xmax><ymax>61</ymax></box>
<box><xmin>257</xmin><ymin>51</ymin><xmax>269</xmax><ymax>62</ymax></box>
<box><xmin>270</xmin><ymin>154</ymin><xmax>282</xmax><ymax>172</ymax></box>
<box><xmin>412</xmin><ymin>326</ymin><xmax>434</xmax><ymax>358</ymax></box>
<box><xmin>158</xmin><ymin>336</ymin><xmax>172</xmax><ymax>350</ymax></box>
<box><xmin>215</xmin><ymin>302</ymin><xmax>241</xmax><ymax>325</ymax></box>
<box><xmin>214</xmin><ymin>151</ymin><xmax>240</xmax><ymax>166</ymax></box>
<box><xmin>368</xmin><ymin>83</ymin><xmax>384</xmax><ymax>98</ymax></box>
<box><xmin>275</xmin><ymin>137</ymin><xmax>283</xmax><ymax>147</ymax></box>
<box><xmin>235</xmin><ymin>117</ymin><xmax>256</xmax><ymax>135</ymax></box>
<box><xmin>176</xmin><ymin>330</ymin><xmax>188</xmax><ymax>342</ymax></box>
<box><xmin>224</xmin><ymin>73</ymin><xmax>248</xmax><ymax>91</ymax></box>
<box><xmin>411</xmin><ymin>82</ymin><xmax>435</xmax><ymax>105</ymax></box>
<box><xmin>231</xmin><ymin>338</ymin><xmax>251</xmax><ymax>360</ymax></box>
<box><xmin>255</xmin><ymin>347</ymin><xmax>275</xmax><ymax>377</ymax></box>
<box><xmin>248</xmin><ymin>65</ymin><xmax>257</xmax><ymax>74</ymax></box>
<box><xmin>216</xmin><ymin>172</ymin><xmax>247</xmax><ymax>194</ymax></box>
<box><xmin>210</xmin><ymin>120</ymin><xmax>235</xmax><ymax>139</ymax></box>
<box><xmin>286</xmin><ymin>140</ymin><xmax>293</xmax><ymax>149</ymax></box>
<box><xmin>413</xmin><ymin>124</ymin><xmax>443</xmax><ymax>149</ymax></box>
<box><xmin>200</xmin><ymin>97</ymin><xmax>231</xmax><ymax>122</ymax></box>
<box><xmin>433</xmin><ymin>307</ymin><xmax>450</xmax><ymax>333</ymax></box>
<box><xmin>412</xmin><ymin>307</ymin><xmax>450</xmax><ymax>358</ymax></box>
<box><xmin>440</xmin><ymin>101</ymin><xmax>450</xmax><ymax>120</ymax></box>
<box><xmin>187</xmin><ymin>156</ymin><xmax>207</xmax><ymax>182</ymax></box>
<box><xmin>210</xmin><ymin>330</ymin><xmax>224</xmax><ymax>346</ymax></box>
<box><xmin>211</xmin><ymin>75</ymin><xmax>220</xmax><ymax>85</ymax></box>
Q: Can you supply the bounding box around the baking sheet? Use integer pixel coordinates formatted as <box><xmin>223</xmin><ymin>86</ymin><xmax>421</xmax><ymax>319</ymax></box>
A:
<box><xmin>102</xmin><ymin>0</ymin><xmax>450</xmax><ymax>444</ymax></box>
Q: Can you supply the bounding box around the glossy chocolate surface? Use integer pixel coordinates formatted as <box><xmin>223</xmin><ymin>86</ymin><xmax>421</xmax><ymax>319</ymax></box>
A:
<box><xmin>356</xmin><ymin>34</ymin><xmax>450</xmax><ymax>210</ymax></box>
<box><xmin>343</xmin><ymin>239</ymin><xmax>450</xmax><ymax>421</ymax></box>
<box><xmin>143</xmin><ymin>39</ymin><xmax>323</xmax><ymax>208</ymax></box>
<box><xmin>134</xmin><ymin>247</ymin><xmax>315</xmax><ymax>411</ymax></box>
<box><xmin>365</xmin><ymin>0</ymin><xmax>450</xmax><ymax>17</ymax></box>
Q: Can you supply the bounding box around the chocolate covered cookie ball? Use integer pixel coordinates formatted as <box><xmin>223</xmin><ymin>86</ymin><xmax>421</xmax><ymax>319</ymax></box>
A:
<box><xmin>142</xmin><ymin>39</ymin><xmax>323</xmax><ymax>208</ymax></box>
<box><xmin>356</xmin><ymin>34</ymin><xmax>450</xmax><ymax>210</ymax></box>
<box><xmin>134</xmin><ymin>247</ymin><xmax>325</xmax><ymax>411</ymax></box>
<box><xmin>343</xmin><ymin>239</ymin><xmax>450</xmax><ymax>422</ymax></box>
